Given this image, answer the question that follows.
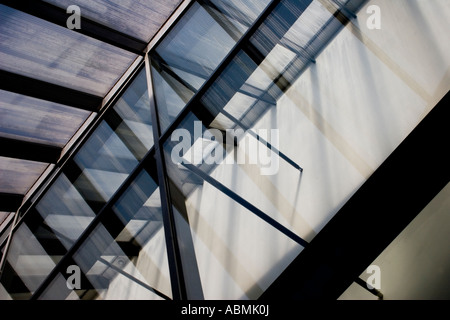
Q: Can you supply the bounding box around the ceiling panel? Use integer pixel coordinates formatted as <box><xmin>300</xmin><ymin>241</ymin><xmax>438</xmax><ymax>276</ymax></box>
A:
<box><xmin>0</xmin><ymin>89</ymin><xmax>90</xmax><ymax>148</ymax></box>
<box><xmin>0</xmin><ymin>157</ymin><xmax>48</xmax><ymax>195</ymax></box>
<box><xmin>0</xmin><ymin>4</ymin><xmax>137</xmax><ymax>96</ymax></box>
<box><xmin>43</xmin><ymin>0</ymin><xmax>183</xmax><ymax>43</ymax></box>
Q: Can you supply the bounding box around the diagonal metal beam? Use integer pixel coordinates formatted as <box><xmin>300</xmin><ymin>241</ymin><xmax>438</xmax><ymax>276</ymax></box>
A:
<box><xmin>145</xmin><ymin>53</ymin><xmax>203</xmax><ymax>300</ymax></box>
<box><xmin>98</xmin><ymin>257</ymin><xmax>171</xmax><ymax>300</ymax></box>
<box><xmin>220</xmin><ymin>109</ymin><xmax>303</xmax><ymax>172</ymax></box>
<box><xmin>0</xmin><ymin>70</ymin><xmax>102</xmax><ymax>112</ymax></box>
<box><xmin>0</xmin><ymin>0</ymin><xmax>147</xmax><ymax>55</ymax></box>
<box><xmin>0</xmin><ymin>136</ymin><xmax>61</xmax><ymax>163</ymax></box>
<box><xmin>181</xmin><ymin>162</ymin><xmax>309</xmax><ymax>247</ymax></box>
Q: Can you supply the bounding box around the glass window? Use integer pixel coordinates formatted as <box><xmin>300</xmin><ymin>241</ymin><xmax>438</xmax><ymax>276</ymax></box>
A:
<box><xmin>0</xmin><ymin>68</ymin><xmax>153</xmax><ymax>299</ymax></box>
<box><xmin>39</xmin><ymin>169</ymin><xmax>172</xmax><ymax>300</ymax></box>
<box><xmin>0</xmin><ymin>223</ymin><xmax>56</xmax><ymax>299</ymax></box>
<box><xmin>162</xmin><ymin>112</ymin><xmax>304</xmax><ymax>299</ymax></box>
<box><xmin>208</xmin><ymin>0</ymin><xmax>272</xmax><ymax>34</ymax></box>
<box><xmin>150</xmin><ymin>0</ymin><xmax>271</xmax><ymax>132</ymax></box>
<box><xmin>36</xmin><ymin>173</ymin><xmax>96</xmax><ymax>250</ymax></box>
<box><xmin>157</xmin><ymin>0</ymin><xmax>387</xmax><ymax>299</ymax></box>
<box><xmin>190</xmin><ymin>0</ymin><xmax>450</xmax><ymax>296</ymax></box>
<box><xmin>154</xmin><ymin>2</ymin><xmax>236</xmax><ymax>80</ymax></box>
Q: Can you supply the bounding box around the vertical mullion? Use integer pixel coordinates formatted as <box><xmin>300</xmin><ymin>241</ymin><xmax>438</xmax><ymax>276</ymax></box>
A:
<box><xmin>144</xmin><ymin>54</ymin><xmax>200</xmax><ymax>300</ymax></box>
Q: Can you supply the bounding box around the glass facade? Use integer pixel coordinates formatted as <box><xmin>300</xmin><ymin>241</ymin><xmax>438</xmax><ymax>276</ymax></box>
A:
<box><xmin>0</xmin><ymin>65</ymin><xmax>157</xmax><ymax>299</ymax></box>
<box><xmin>0</xmin><ymin>0</ymin><xmax>449</xmax><ymax>300</ymax></box>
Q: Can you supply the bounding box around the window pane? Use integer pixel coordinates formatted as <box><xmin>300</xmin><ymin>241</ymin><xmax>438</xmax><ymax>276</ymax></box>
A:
<box><xmin>163</xmin><ymin>112</ymin><xmax>304</xmax><ymax>299</ymax></box>
<box><xmin>150</xmin><ymin>0</ymin><xmax>271</xmax><ymax>132</ymax></box>
<box><xmin>69</xmin><ymin>68</ymin><xmax>152</xmax><ymax>207</ymax></box>
<box><xmin>39</xmin><ymin>170</ymin><xmax>171</xmax><ymax>300</ymax></box>
<box><xmin>0</xmin><ymin>68</ymin><xmax>153</xmax><ymax>299</ymax></box>
<box><xmin>0</xmin><ymin>223</ymin><xmax>56</xmax><ymax>299</ymax></box>
<box><xmin>36</xmin><ymin>173</ymin><xmax>96</xmax><ymax>250</ymax></box>
<box><xmin>155</xmin><ymin>2</ymin><xmax>236</xmax><ymax>80</ymax></box>
<box><xmin>188</xmin><ymin>0</ymin><xmax>450</xmax><ymax>290</ymax></box>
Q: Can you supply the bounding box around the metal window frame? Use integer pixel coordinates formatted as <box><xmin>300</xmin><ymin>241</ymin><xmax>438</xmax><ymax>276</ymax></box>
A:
<box><xmin>145</xmin><ymin>54</ymin><xmax>203</xmax><ymax>300</ymax></box>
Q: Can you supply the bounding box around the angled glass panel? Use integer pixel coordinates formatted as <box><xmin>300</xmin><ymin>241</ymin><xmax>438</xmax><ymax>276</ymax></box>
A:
<box><xmin>150</xmin><ymin>0</ymin><xmax>271</xmax><ymax>132</ymax></box>
<box><xmin>0</xmin><ymin>68</ymin><xmax>153</xmax><ymax>299</ymax></box>
<box><xmin>0</xmin><ymin>171</ymin><xmax>95</xmax><ymax>300</ymax></box>
<box><xmin>162</xmin><ymin>112</ymin><xmax>304</xmax><ymax>299</ymax></box>
<box><xmin>208</xmin><ymin>0</ymin><xmax>272</xmax><ymax>35</ymax></box>
<box><xmin>0</xmin><ymin>90</ymin><xmax>90</xmax><ymax>148</ymax></box>
<box><xmin>0</xmin><ymin>222</ymin><xmax>57</xmax><ymax>299</ymax></box>
<box><xmin>0</xmin><ymin>5</ymin><xmax>136</xmax><ymax>96</ymax></box>
<box><xmin>35</xmin><ymin>68</ymin><xmax>152</xmax><ymax>245</ymax></box>
<box><xmin>36</xmin><ymin>173</ymin><xmax>97</xmax><ymax>250</ymax></box>
<box><xmin>279</xmin><ymin>0</ymin><xmax>334</xmax><ymax>53</ymax></box>
<box><xmin>39</xmin><ymin>169</ymin><xmax>172</xmax><ymax>300</ymax></box>
<box><xmin>0</xmin><ymin>157</ymin><xmax>48</xmax><ymax>195</ymax></box>
<box><xmin>156</xmin><ymin>0</ymin><xmax>353</xmax><ymax>299</ymax></box>
<box><xmin>154</xmin><ymin>2</ymin><xmax>236</xmax><ymax>80</ymax></box>
<box><xmin>202</xmin><ymin>0</ymin><xmax>325</xmax><ymax>134</ymax></box>
<box><xmin>194</xmin><ymin>0</ymin><xmax>450</xmax><ymax>295</ymax></box>
<box><xmin>43</xmin><ymin>0</ymin><xmax>183</xmax><ymax>43</ymax></box>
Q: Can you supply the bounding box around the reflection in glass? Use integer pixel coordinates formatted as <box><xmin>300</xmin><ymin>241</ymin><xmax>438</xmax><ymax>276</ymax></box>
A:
<box><xmin>0</xmin><ymin>223</ymin><xmax>56</xmax><ymax>299</ymax></box>
<box><xmin>154</xmin><ymin>0</ymin><xmax>347</xmax><ymax>298</ymax></box>
<box><xmin>36</xmin><ymin>173</ymin><xmax>96</xmax><ymax>250</ymax></box>
<box><xmin>39</xmin><ymin>170</ymin><xmax>172</xmax><ymax>300</ymax></box>
<box><xmin>163</xmin><ymin>112</ymin><xmax>303</xmax><ymax>299</ymax></box>
<box><xmin>150</xmin><ymin>0</ymin><xmax>271</xmax><ymax>132</ymax></box>
<box><xmin>0</xmin><ymin>68</ymin><xmax>153</xmax><ymax>299</ymax></box>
